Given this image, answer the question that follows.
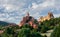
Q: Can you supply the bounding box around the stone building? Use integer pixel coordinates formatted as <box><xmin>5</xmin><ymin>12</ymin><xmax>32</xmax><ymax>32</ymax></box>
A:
<box><xmin>38</xmin><ymin>12</ymin><xmax>54</xmax><ymax>22</ymax></box>
<box><xmin>19</xmin><ymin>12</ymin><xmax>38</xmax><ymax>29</ymax></box>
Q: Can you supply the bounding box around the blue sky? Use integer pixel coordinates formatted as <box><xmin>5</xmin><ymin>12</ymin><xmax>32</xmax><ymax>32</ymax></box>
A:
<box><xmin>0</xmin><ymin>0</ymin><xmax>60</xmax><ymax>24</ymax></box>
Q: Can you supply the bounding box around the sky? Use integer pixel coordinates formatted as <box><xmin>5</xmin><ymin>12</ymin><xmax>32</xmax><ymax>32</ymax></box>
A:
<box><xmin>0</xmin><ymin>0</ymin><xmax>60</xmax><ymax>24</ymax></box>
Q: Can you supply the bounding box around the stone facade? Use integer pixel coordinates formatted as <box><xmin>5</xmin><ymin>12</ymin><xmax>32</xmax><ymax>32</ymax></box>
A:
<box><xmin>38</xmin><ymin>12</ymin><xmax>54</xmax><ymax>22</ymax></box>
<box><xmin>19</xmin><ymin>12</ymin><xmax>38</xmax><ymax>29</ymax></box>
<box><xmin>19</xmin><ymin>12</ymin><xmax>54</xmax><ymax>28</ymax></box>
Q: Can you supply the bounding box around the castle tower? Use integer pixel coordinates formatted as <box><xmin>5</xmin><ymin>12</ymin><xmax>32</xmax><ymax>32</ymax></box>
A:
<box><xmin>48</xmin><ymin>12</ymin><xmax>54</xmax><ymax>18</ymax></box>
<box><xmin>26</xmin><ymin>12</ymin><xmax>29</xmax><ymax>16</ymax></box>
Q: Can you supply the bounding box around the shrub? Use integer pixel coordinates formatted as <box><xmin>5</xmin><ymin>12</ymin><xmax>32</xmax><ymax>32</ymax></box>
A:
<box><xmin>50</xmin><ymin>23</ymin><xmax>60</xmax><ymax>37</ymax></box>
<box><xmin>18</xmin><ymin>26</ymin><xmax>43</xmax><ymax>37</ymax></box>
<box><xmin>18</xmin><ymin>28</ymin><xmax>31</xmax><ymax>37</ymax></box>
<box><xmin>40</xmin><ymin>25</ymin><xmax>48</xmax><ymax>33</ymax></box>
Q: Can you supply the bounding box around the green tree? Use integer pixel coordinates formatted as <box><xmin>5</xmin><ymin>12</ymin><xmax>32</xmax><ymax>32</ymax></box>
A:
<box><xmin>50</xmin><ymin>23</ymin><xmax>60</xmax><ymax>37</ymax></box>
<box><xmin>30</xmin><ymin>31</ymin><xmax>42</xmax><ymax>37</ymax></box>
<box><xmin>2</xmin><ymin>27</ymin><xmax>15</xmax><ymax>37</ymax></box>
<box><xmin>18</xmin><ymin>28</ymin><xmax>30</xmax><ymax>37</ymax></box>
<box><xmin>5</xmin><ymin>27</ymin><xmax>14</xmax><ymax>34</ymax></box>
<box><xmin>41</xmin><ymin>25</ymin><xmax>48</xmax><ymax>33</ymax></box>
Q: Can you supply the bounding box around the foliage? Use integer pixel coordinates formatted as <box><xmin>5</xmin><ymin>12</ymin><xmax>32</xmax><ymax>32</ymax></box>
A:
<box><xmin>30</xmin><ymin>31</ymin><xmax>42</xmax><ymax>37</ymax></box>
<box><xmin>50</xmin><ymin>23</ymin><xmax>60</xmax><ymax>37</ymax></box>
<box><xmin>18</xmin><ymin>28</ymin><xmax>31</xmax><ymax>37</ymax></box>
<box><xmin>34</xmin><ymin>19</ymin><xmax>39</xmax><ymax>24</ymax></box>
<box><xmin>40</xmin><ymin>25</ymin><xmax>49</xmax><ymax>33</ymax></box>
<box><xmin>18</xmin><ymin>28</ymin><xmax>43</xmax><ymax>37</ymax></box>
<box><xmin>0</xmin><ymin>17</ymin><xmax>60</xmax><ymax>37</ymax></box>
<box><xmin>1</xmin><ymin>26</ymin><xmax>19</xmax><ymax>37</ymax></box>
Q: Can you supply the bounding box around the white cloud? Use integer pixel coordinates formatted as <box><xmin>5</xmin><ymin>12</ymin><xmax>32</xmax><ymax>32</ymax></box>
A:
<box><xmin>31</xmin><ymin>0</ymin><xmax>55</xmax><ymax>9</ymax></box>
<box><xmin>0</xmin><ymin>13</ymin><xmax>5</xmax><ymax>17</ymax></box>
<box><xmin>29</xmin><ymin>0</ymin><xmax>60</xmax><ymax>18</ymax></box>
<box><xmin>54</xmin><ymin>14</ymin><xmax>60</xmax><ymax>17</ymax></box>
<box><xmin>32</xmin><ymin>3</ymin><xmax>38</xmax><ymax>9</ymax></box>
<box><xmin>0</xmin><ymin>0</ymin><xmax>60</xmax><ymax>24</ymax></box>
<box><xmin>4</xmin><ymin>5</ymin><xmax>14</xmax><ymax>10</ymax></box>
<box><xmin>0</xmin><ymin>0</ymin><xmax>27</xmax><ymax>23</ymax></box>
<box><xmin>0</xmin><ymin>18</ymin><xmax>7</xmax><ymax>21</ymax></box>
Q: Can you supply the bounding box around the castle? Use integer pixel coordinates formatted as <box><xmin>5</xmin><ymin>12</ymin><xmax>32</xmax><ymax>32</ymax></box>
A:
<box><xmin>19</xmin><ymin>12</ymin><xmax>54</xmax><ymax>28</ymax></box>
<box><xmin>19</xmin><ymin>12</ymin><xmax>38</xmax><ymax>29</ymax></box>
<box><xmin>38</xmin><ymin>12</ymin><xmax>54</xmax><ymax>22</ymax></box>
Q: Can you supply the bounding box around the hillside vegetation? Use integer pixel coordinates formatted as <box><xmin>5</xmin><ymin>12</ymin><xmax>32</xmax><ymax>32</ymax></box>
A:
<box><xmin>0</xmin><ymin>17</ymin><xmax>60</xmax><ymax>37</ymax></box>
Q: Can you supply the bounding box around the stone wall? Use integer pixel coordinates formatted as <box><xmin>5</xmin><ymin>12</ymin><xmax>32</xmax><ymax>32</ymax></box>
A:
<box><xmin>38</xmin><ymin>12</ymin><xmax>54</xmax><ymax>22</ymax></box>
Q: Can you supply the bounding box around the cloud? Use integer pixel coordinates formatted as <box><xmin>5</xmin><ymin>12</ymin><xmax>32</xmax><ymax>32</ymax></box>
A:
<box><xmin>54</xmin><ymin>14</ymin><xmax>60</xmax><ymax>17</ymax></box>
<box><xmin>31</xmin><ymin>0</ymin><xmax>54</xmax><ymax>9</ymax></box>
<box><xmin>0</xmin><ymin>0</ymin><xmax>60</xmax><ymax>24</ymax></box>
<box><xmin>0</xmin><ymin>0</ymin><xmax>27</xmax><ymax>23</ymax></box>
<box><xmin>29</xmin><ymin>0</ymin><xmax>60</xmax><ymax>17</ymax></box>
<box><xmin>4</xmin><ymin>4</ymin><xmax>14</xmax><ymax>11</ymax></box>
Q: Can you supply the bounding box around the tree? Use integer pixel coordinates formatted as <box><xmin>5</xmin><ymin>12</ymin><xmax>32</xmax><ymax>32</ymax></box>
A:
<box><xmin>5</xmin><ymin>27</ymin><xmax>14</xmax><ymax>34</ymax></box>
<box><xmin>34</xmin><ymin>19</ymin><xmax>39</xmax><ymax>24</ymax></box>
<box><xmin>18</xmin><ymin>28</ymin><xmax>43</xmax><ymax>37</ymax></box>
<box><xmin>40</xmin><ymin>25</ymin><xmax>48</xmax><ymax>33</ymax></box>
<box><xmin>30</xmin><ymin>31</ymin><xmax>42</xmax><ymax>37</ymax></box>
<box><xmin>18</xmin><ymin>28</ymin><xmax>30</xmax><ymax>37</ymax></box>
<box><xmin>50</xmin><ymin>23</ymin><xmax>60</xmax><ymax>37</ymax></box>
<box><xmin>2</xmin><ymin>27</ymin><xmax>15</xmax><ymax>37</ymax></box>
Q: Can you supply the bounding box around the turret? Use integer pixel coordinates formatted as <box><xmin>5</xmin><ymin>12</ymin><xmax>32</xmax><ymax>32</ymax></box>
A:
<box><xmin>48</xmin><ymin>12</ymin><xmax>54</xmax><ymax>18</ymax></box>
<box><xmin>26</xmin><ymin>12</ymin><xmax>29</xmax><ymax>16</ymax></box>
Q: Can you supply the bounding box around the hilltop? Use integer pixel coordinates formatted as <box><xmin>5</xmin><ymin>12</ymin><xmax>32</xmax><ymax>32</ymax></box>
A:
<box><xmin>0</xmin><ymin>12</ymin><xmax>60</xmax><ymax>37</ymax></box>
